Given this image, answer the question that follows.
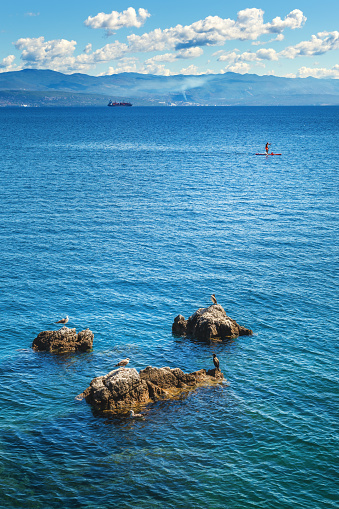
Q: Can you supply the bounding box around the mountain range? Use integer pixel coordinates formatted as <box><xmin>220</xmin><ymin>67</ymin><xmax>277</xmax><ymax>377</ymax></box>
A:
<box><xmin>0</xmin><ymin>69</ymin><xmax>338</xmax><ymax>106</ymax></box>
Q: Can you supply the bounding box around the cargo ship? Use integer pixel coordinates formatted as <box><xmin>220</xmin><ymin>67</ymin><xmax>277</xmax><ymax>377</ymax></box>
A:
<box><xmin>108</xmin><ymin>100</ymin><xmax>132</xmax><ymax>107</ymax></box>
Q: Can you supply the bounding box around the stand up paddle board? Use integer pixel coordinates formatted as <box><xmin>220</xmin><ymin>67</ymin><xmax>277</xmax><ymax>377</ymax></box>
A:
<box><xmin>256</xmin><ymin>152</ymin><xmax>281</xmax><ymax>155</ymax></box>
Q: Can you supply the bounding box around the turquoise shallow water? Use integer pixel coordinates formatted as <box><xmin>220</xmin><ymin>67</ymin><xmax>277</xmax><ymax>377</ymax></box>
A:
<box><xmin>0</xmin><ymin>106</ymin><xmax>338</xmax><ymax>508</ymax></box>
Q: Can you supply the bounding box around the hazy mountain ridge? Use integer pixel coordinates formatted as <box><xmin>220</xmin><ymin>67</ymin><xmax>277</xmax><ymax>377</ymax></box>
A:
<box><xmin>0</xmin><ymin>69</ymin><xmax>338</xmax><ymax>106</ymax></box>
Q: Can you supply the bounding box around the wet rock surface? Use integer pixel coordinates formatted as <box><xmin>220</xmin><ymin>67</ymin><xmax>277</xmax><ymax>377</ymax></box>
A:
<box><xmin>172</xmin><ymin>304</ymin><xmax>252</xmax><ymax>341</ymax></box>
<box><xmin>32</xmin><ymin>326</ymin><xmax>94</xmax><ymax>353</ymax></box>
<box><xmin>80</xmin><ymin>365</ymin><xmax>223</xmax><ymax>414</ymax></box>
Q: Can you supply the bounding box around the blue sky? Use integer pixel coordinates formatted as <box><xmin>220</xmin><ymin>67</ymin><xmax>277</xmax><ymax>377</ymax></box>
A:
<box><xmin>1</xmin><ymin>1</ymin><xmax>338</xmax><ymax>78</ymax></box>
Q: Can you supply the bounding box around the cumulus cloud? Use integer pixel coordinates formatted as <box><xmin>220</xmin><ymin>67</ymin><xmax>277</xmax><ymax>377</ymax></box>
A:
<box><xmin>99</xmin><ymin>57</ymin><xmax>140</xmax><ymax>75</ymax></box>
<box><xmin>139</xmin><ymin>61</ymin><xmax>213</xmax><ymax>76</ymax></box>
<box><xmin>217</xmin><ymin>50</ymin><xmax>240</xmax><ymax>62</ymax></box>
<box><xmin>145</xmin><ymin>53</ymin><xmax>176</xmax><ymax>63</ymax></box>
<box><xmin>265</xmin><ymin>9</ymin><xmax>306</xmax><ymax>33</ymax></box>
<box><xmin>14</xmin><ymin>36</ymin><xmax>128</xmax><ymax>72</ymax></box>
<box><xmin>296</xmin><ymin>64</ymin><xmax>339</xmax><ymax>78</ymax></box>
<box><xmin>141</xmin><ymin>60</ymin><xmax>173</xmax><ymax>76</ymax></box>
<box><xmin>0</xmin><ymin>54</ymin><xmax>15</xmax><ymax>67</ymax></box>
<box><xmin>84</xmin><ymin>8</ymin><xmax>150</xmax><ymax>35</ymax></box>
<box><xmin>86</xmin><ymin>42</ymin><xmax>128</xmax><ymax>63</ymax></box>
<box><xmin>252</xmin><ymin>33</ymin><xmax>284</xmax><ymax>46</ymax></box>
<box><xmin>101</xmin><ymin>52</ymin><xmax>212</xmax><ymax>77</ymax></box>
<box><xmin>127</xmin><ymin>8</ymin><xmax>306</xmax><ymax>53</ymax></box>
<box><xmin>213</xmin><ymin>29</ymin><xmax>339</xmax><ymax>75</ymax></box>
<box><xmin>145</xmin><ymin>47</ymin><xmax>203</xmax><ymax>64</ymax></box>
<box><xmin>280</xmin><ymin>31</ymin><xmax>339</xmax><ymax>58</ymax></box>
<box><xmin>178</xmin><ymin>64</ymin><xmax>214</xmax><ymax>75</ymax></box>
<box><xmin>215</xmin><ymin>29</ymin><xmax>339</xmax><ymax>70</ymax></box>
<box><xmin>0</xmin><ymin>54</ymin><xmax>17</xmax><ymax>73</ymax></box>
<box><xmin>256</xmin><ymin>48</ymin><xmax>279</xmax><ymax>61</ymax></box>
<box><xmin>15</xmin><ymin>37</ymin><xmax>77</xmax><ymax>65</ymax></box>
<box><xmin>223</xmin><ymin>62</ymin><xmax>251</xmax><ymax>74</ymax></box>
<box><xmin>9</xmin><ymin>9</ymin><xmax>339</xmax><ymax>77</ymax></box>
<box><xmin>179</xmin><ymin>64</ymin><xmax>200</xmax><ymax>75</ymax></box>
<box><xmin>217</xmin><ymin>47</ymin><xmax>278</xmax><ymax>65</ymax></box>
<box><xmin>177</xmin><ymin>47</ymin><xmax>204</xmax><ymax>59</ymax></box>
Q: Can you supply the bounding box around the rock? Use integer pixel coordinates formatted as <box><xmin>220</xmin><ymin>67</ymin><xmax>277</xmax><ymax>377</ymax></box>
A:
<box><xmin>80</xmin><ymin>365</ymin><xmax>224</xmax><ymax>414</ymax></box>
<box><xmin>172</xmin><ymin>314</ymin><xmax>187</xmax><ymax>335</ymax></box>
<box><xmin>172</xmin><ymin>304</ymin><xmax>252</xmax><ymax>341</ymax></box>
<box><xmin>32</xmin><ymin>326</ymin><xmax>94</xmax><ymax>353</ymax></box>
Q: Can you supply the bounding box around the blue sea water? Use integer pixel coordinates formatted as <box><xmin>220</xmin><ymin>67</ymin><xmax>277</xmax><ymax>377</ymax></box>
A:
<box><xmin>0</xmin><ymin>106</ymin><xmax>338</xmax><ymax>509</ymax></box>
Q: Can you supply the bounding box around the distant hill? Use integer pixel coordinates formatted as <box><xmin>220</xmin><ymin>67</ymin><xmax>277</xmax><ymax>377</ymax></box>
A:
<box><xmin>0</xmin><ymin>69</ymin><xmax>338</xmax><ymax>106</ymax></box>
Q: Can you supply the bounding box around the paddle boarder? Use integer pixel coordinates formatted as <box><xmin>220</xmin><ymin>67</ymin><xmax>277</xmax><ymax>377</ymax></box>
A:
<box><xmin>265</xmin><ymin>142</ymin><xmax>271</xmax><ymax>154</ymax></box>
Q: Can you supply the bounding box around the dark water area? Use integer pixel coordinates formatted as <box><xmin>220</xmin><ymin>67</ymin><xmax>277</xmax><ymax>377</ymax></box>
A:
<box><xmin>0</xmin><ymin>106</ymin><xmax>338</xmax><ymax>508</ymax></box>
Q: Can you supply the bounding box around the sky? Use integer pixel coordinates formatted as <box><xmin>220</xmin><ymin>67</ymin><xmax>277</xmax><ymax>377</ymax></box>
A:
<box><xmin>0</xmin><ymin>1</ymin><xmax>338</xmax><ymax>78</ymax></box>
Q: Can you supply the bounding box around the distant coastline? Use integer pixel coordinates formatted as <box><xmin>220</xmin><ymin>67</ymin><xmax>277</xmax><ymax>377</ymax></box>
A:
<box><xmin>1</xmin><ymin>90</ymin><xmax>338</xmax><ymax>108</ymax></box>
<box><xmin>0</xmin><ymin>69</ymin><xmax>339</xmax><ymax>107</ymax></box>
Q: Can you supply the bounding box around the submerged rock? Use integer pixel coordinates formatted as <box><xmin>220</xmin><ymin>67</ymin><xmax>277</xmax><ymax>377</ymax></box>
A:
<box><xmin>32</xmin><ymin>326</ymin><xmax>94</xmax><ymax>353</ymax></box>
<box><xmin>79</xmin><ymin>365</ymin><xmax>223</xmax><ymax>414</ymax></box>
<box><xmin>172</xmin><ymin>304</ymin><xmax>252</xmax><ymax>341</ymax></box>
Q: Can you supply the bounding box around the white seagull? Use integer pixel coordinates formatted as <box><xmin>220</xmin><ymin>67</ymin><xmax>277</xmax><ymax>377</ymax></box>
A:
<box><xmin>55</xmin><ymin>315</ymin><xmax>69</xmax><ymax>324</ymax></box>
<box><xmin>115</xmin><ymin>358</ymin><xmax>130</xmax><ymax>367</ymax></box>
<box><xmin>129</xmin><ymin>410</ymin><xmax>143</xmax><ymax>418</ymax></box>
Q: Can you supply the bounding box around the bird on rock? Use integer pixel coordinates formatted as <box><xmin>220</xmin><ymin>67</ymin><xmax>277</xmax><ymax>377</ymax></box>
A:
<box><xmin>213</xmin><ymin>353</ymin><xmax>220</xmax><ymax>371</ymax></box>
<box><xmin>211</xmin><ymin>294</ymin><xmax>217</xmax><ymax>305</ymax></box>
<box><xmin>115</xmin><ymin>358</ymin><xmax>130</xmax><ymax>367</ymax></box>
<box><xmin>129</xmin><ymin>410</ymin><xmax>143</xmax><ymax>418</ymax></box>
<box><xmin>55</xmin><ymin>315</ymin><xmax>69</xmax><ymax>324</ymax></box>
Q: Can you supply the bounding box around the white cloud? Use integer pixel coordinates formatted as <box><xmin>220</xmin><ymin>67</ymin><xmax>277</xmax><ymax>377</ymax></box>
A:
<box><xmin>256</xmin><ymin>48</ymin><xmax>279</xmax><ymax>61</ymax></box>
<box><xmin>178</xmin><ymin>64</ymin><xmax>214</xmax><ymax>75</ymax></box>
<box><xmin>127</xmin><ymin>8</ymin><xmax>306</xmax><ymax>53</ymax></box>
<box><xmin>138</xmin><ymin>62</ymin><xmax>212</xmax><ymax>76</ymax></box>
<box><xmin>252</xmin><ymin>33</ymin><xmax>284</xmax><ymax>46</ymax></box>
<box><xmin>214</xmin><ymin>50</ymin><xmax>239</xmax><ymax>62</ymax></box>
<box><xmin>25</xmin><ymin>12</ymin><xmax>40</xmax><ymax>17</ymax></box>
<box><xmin>0</xmin><ymin>54</ymin><xmax>17</xmax><ymax>72</ymax></box>
<box><xmin>14</xmin><ymin>37</ymin><xmax>128</xmax><ymax>72</ymax></box>
<box><xmin>141</xmin><ymin>61</ymin><xmax>173</xmax><ymax>76</ymax></box>
<box><xmin>145</xmin><ymin>53</ymin><xmax>176</xmax><ymax>63</ymax></box>
<box><xmin>15</xmin><ymin>37</ymin><xmax>77</xmax><ymax>65</ymax></box>
<box><xmin>84</xmin><ymin>8</ymin><xmax>150</xmax><ymax>35</ymax></box>
<box><xmin>8</xmin><ymin>9</ymin><xmax>339</xmax><ymax>78</ymax></box>
<box><xmin>236</xmin><ymin>51</ymin><xmax>259</xmax><ymax>62</ymax></box>
<box><xmin>215</xmin><ymin>28</ymin><xmax>339</xmax><ymax>71</ymax></box>
<box><xmin>280</xmin><ymin>31</ymin><xmax>339</xmax><ymax>58</ymax></box>
<box><xmin>127</xmin><ymin>28</ymin><xmax>171</xmax><ymax>53</ymax></box>
<box><xmin>223</xmin><ymin>62</ymin><xmax>251</xmax><ymax>74</ymax></box>
<box><xmin>177</xmin><ymin>47</ymin><xmax>203</xmax><ymax>59</ymax></box>
<box><xmin>99</xmin><ymin>58</ymin><xmax>140</xmax><ymax>75</ymax></box>
<box><xmin>0</xmin><ymin>54</ymin><xmax>15</xmax><ymax>67</ymax></box>
<box><xmin>217</xmin><ymin>47</ymin><xmax>278</xmax><ymax>65</ymax></box>
<box><xmin>86</xmin><ymin>42</ymin><xmax>128</xmax><ymax>63</ymax></box>
<box><xmin>296</xmin><ymin>64</ymin><xmax>339</xmax><ymax>78</ymax></box>
<box><xmin>145</xmin><ymin>47</ymin><xmax>203</xmax><ymax>64</ymax></box>
<box><xmin>265</xmin><ymin>9</ymin><xmax>306</xmax><ymax>34</ymax></box>
<box><xmin>179</xmin><ymin>64</ymin><xmax>200</xmax><ymax>75</ymax></box>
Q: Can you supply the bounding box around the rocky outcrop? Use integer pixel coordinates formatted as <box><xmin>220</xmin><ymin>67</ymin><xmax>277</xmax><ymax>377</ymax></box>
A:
<box><xmin>32</xmin><ymin>326</ymin><xmax>94</xmax><ymax>353</ymax></box>
<box><xmin>79</xmin><ymin>365</ymin><xmax>223</xmax><ymax>414</ymax></box>
<box><xmin>172</xmin><ymin>304</ymin><xmax>252</xmax><ymax>341</ymax></box>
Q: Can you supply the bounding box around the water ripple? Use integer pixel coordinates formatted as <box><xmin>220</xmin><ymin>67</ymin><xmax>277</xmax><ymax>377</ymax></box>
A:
<box><xmin>0</xmin><ymin>106</ymin><xmax>338</xmax><ymax>508</ymax></box>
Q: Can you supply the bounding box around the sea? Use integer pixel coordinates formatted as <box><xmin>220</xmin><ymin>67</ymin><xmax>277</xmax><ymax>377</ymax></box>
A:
<box><xmin>0</xmin><ymin>106</ymin><xmax>338</xmax><ymax>509</ymax></box>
